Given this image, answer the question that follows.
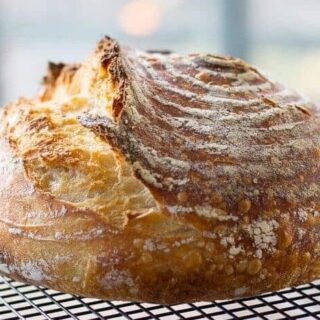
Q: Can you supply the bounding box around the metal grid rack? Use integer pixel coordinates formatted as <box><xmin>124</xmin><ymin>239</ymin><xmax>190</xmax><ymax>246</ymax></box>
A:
<box><xmin>1</xmin><ymin>276</ymin><xmax>320</xmax><ymax>320</ymax></box>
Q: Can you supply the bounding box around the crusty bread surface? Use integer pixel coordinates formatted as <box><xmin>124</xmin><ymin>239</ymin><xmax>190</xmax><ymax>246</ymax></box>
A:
<box><xmin>0</xmin><ymin>36</ymin><xmax>320</xmax><ymax>304</ymax></box>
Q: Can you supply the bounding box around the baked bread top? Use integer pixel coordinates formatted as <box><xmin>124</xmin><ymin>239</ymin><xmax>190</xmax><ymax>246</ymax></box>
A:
<box><xmin>81</xmin><ymin>37</ymin><xmax>320</xmax><ymax>222</ymax></box>
<box><xmin>0</xmin><ymin>36</ymin><xmax>320</xmax><ymax>304</ymax></box>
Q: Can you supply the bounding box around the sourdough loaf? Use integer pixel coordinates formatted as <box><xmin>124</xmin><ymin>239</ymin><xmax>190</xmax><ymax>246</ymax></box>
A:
<box><xmin>0</xmin><ymin>36</ymin><xmax>319</xmax><ymax>303</ymax></box>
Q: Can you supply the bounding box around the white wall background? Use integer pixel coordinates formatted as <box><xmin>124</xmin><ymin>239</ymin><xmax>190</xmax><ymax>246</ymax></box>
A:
<box><xmin>0</xmin><ymin>0</ymin><xmax>319</xmax><ymax>105</ymax></box>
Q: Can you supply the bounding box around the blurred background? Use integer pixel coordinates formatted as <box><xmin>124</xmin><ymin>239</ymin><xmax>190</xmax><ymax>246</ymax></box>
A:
<box><xmin>0</xmin><ymin>0</ymin><xmax>319</xmax><ymax>106</ymax></box>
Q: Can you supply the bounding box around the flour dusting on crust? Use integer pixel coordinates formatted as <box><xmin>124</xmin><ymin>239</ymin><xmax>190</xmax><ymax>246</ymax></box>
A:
<box><xmin>81</xmin><ymin>37</ymin><xmax>320</xmax><ymax>222</ymax></box>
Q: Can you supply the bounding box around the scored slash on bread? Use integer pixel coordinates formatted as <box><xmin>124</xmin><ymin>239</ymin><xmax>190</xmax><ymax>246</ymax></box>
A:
<box><xmin>0</xmin><ymin>35</ymin><xmax>320</xmax><ymax>304</ymax></box>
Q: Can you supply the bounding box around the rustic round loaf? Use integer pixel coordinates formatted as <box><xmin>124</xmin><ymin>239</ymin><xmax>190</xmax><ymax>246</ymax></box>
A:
<box><xmin>0</xmin><ymin>36</ymin><xmax>320</xmax><ymax>304</ymax></box>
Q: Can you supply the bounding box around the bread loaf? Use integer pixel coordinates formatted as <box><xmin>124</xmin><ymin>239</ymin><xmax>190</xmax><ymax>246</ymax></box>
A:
<box><xmin>0</xmin><ymin>36</ymin><xmax>319</xmax><ymax>304</ymax></box>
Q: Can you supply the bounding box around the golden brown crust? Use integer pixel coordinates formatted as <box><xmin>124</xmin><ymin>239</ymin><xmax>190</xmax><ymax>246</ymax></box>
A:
<box><xmin>0</xmin><ymin>36</ymin><xmax>320</xmax><ymax>304</ymax></box>
<box><xmin>1</xmin><ymin>98</ymin><xmax>157</xmax><ymax>228</ymax></box>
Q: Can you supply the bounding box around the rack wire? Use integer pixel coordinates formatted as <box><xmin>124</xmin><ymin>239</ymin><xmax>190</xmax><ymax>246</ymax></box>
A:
<box><xmin>1</xmin><ymin>276</ymin><xmax>320</xmax><ymax>320</ymax></box>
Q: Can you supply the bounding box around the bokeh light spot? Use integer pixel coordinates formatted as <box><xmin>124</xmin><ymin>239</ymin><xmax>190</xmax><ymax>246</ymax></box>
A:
<box><xmin>118</xmin><ymin>0</ymin><xmax>163</xmax><ymax>37</ymax></box>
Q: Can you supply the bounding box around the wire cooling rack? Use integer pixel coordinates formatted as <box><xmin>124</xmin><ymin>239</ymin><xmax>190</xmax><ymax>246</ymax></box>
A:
<box><xmin>1</xmin><ymin>276</ymin><xmax>320</xmax><ymax>320</ymax></box>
